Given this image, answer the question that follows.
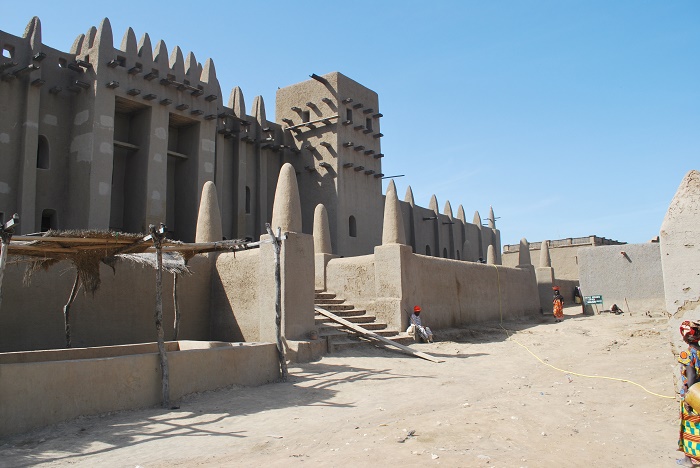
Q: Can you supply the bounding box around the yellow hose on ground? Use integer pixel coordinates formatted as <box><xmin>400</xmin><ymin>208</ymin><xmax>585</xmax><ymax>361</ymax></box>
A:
<box><xmin>491</xmin><ymin>264</ymin><xmax>674</xmax><ymax>400</ymax></box>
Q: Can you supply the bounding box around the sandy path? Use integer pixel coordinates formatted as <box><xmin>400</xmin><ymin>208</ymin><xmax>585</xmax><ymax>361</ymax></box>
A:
<box><xmin>0</xmin><ymin>306</ymin><xmax>680</xmax><ymax>467</ymax></box>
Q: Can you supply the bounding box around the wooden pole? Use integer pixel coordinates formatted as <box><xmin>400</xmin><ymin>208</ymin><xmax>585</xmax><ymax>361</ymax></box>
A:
<box><xmin>0</xmin><ymin>236</ymin><xmax>9</xmax><ymax>312</ymax></box>
<box><xmin>0</xmin><ymin>213</ymin><xmax>19</xmax><ymax>312</ymax></box>
<box><xmin>173</xmin><ymin>273</ymin><xmax>180</xmax><ymax>341</ymax></box>
<box><xmin>150</xmin><ymin>224</ymin><xmax>170</xmax><ymax>408</ymax></box>
<box><xmin>63</xmin><ymin>273</ymin><xmax>80</xmax><ymax>348</ymax></box>
<box><xmin>265</xmin><ymin>223</ymin><xmax>288</xmax><ymax>381</ymax></box>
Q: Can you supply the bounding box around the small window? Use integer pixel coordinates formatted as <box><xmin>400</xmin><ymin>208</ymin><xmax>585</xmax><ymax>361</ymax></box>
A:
<box><xmin>302</xmin><ymin>111</ymin><xmax>310</xmax><ymax>123</ymax></box>
<box><xmin>456</xmin><ymin>250</ymin><xmax>460</xmax><ymax>260</ymax></box>
<box><xmin>245</xmin><ymin>186</ymin><xmax>251</xmax><ymax>214</ymax></box>
<box><xmin>443</xmin><ymin>248</ymin><xmax>448</xmax><ymax>258</ymax></box>
<box><xmin>41</xmin><ymin>209</ymin><xmax>57</xmax><ymax>232</ymax></box>
<box><xmin>366</xmin><ymin>118</ymin><xmax>372</xmax><ymax>132</ymax></box>
<box><xmin>346</xmin><ymin>108</ymin><xmax>352</xmax><ymax>122</ymax></box>
<box><xmin>2</xmin><ymin>45</ymin><xmax>14</xmax><ymax>58</ymax></box>
<box><xmin>349</xmin><ymin>215</ymin><xmax>357</xmax><ymax>237</ymax></box>
<box><xmin>116</xmin><ymin>56</ymin><xmax>126</xmax><ymax>67</ymax></box>
<box><xmin>58</xmin><ymin>58</ymin><xmax>67</xmax><ymax>68</ymax></box>
<box><xmin>426</xmin><ymin>245</ymin><xmax>431</xmax><ymax>256</ymax></box>
<box><xmin>37</xmin><ymin>135</ymin><xmax>50</xmax><ymax>169</ymax></box>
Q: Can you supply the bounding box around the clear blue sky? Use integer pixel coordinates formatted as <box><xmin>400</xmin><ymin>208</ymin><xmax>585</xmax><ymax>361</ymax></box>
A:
<box><xmin>2</xmin><ymin>1</ymin><xmax>698</xmax><ymax>246</ymax></box>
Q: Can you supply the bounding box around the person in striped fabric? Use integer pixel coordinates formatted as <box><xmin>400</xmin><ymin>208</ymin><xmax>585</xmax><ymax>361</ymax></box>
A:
<box><xmin>407</xmin><ymin>305</ymin><xmax>433</xmax><ymax>343</ymax></box>
<box><xmin>679</xmin><ymin>320</ymin><xmax>700</xmax><ymax>465</ymax></box>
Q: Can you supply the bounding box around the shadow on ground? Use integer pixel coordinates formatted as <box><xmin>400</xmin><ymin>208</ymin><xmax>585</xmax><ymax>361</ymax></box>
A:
<box><xmin>0</xmin><ymin>360</ymin><xmax>417</xmax><ymax>467</ymax></box>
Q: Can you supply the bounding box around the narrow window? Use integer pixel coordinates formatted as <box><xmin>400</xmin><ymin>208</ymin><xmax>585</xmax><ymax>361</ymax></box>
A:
<box><xmin>426</xmin><ymin>245</ymin><xmax>431</xmax><ymax>256</ymax></box>
<box><xmin>346</xmin><ymin>108</ymin><xmax>352</xmax><ymax>122</ymax></box>
<box><xmin>36</xmin><ymin>135</ymin><xmax>49</xmax><ymax>169</ymax></box>
<box><xmin>2</xmin><ymin>45</ymin><xmax>14</xmax><ymax>58</ymax></box>
<box><xmin>302</xmin><ymin>111</ymin><xmax>310</xmax><ymax>123</ymax></box>
<box><xmin>443</xmin><ymin>248</ymin><xmax>448</xmax><ymax>258</ymax></box>
<box><xmin>245</xmin><ymin>186</ymin><xmax>251</xmax><ymax>214</ymax></box>
<box><xmin>349</xmin><ymin>215</ymin><xmax>357</xmax><ymax>237</ymax></box>
<box><xmin>41</xmin><ymin>209</ymin><xmax>57</xmax><ymax>231</ymax></box>
<box><xmin>456</xmin><ymin>250</ymin><xmax>460</xmax><ymax>260</ymax></box>
<box><xmin>366</xmin><ymin>118</ymin><xmax>372</xmax><ymax>132</ymax></box>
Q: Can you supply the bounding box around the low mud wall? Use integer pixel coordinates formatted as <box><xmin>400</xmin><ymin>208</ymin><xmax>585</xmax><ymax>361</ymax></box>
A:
<box><xmin>0</xmin><ymin>256</ymin><xmax>211</xmax><ymax>352</ymax></box>
<box><xmin>325</xmin><ymin>244</ymin><xmax>540</xmax><ymax>332</ymax></box>
<box><xmin>0</xmin><ymin>341</ymin><xmax>279</xmax><ymax>436</ymax></box>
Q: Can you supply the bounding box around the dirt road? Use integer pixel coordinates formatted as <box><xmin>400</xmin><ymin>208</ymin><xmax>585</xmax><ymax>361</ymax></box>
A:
<box><xmin>0</xmin><ymin>306</ymin><xmax>680</xmax><ymax>467</ymax></box>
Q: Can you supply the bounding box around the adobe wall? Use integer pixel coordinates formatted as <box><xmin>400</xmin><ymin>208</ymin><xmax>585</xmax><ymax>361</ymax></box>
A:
<box><xmin>398</xmin><ymin>198</ymin><xmax>495</xmax><ymax>261</ymax></box>
<box><xmin>210</xmin><ymin>248</ymin><xmax>262</xmax><ymax>342</ymax></box>
<box><xmin>0</xmin><ymin>255</ymin><xmax>211</xmax><ymax>352</ymax></box>
<box><xmin>661</xmin><ymin>170</ymin><xmax>700</xmax><ymax>318</ymax></box>
<box><xmin>401</xmin><ymin>253</ymin><xmax>540</xmax><ymax>330</ymax></box>
<box><xmin>325</xmin><ymin>245</ymin><xmax>540</xmax><ymax>332</ymax></box>
<box><xmin>0</xmin><ymin>18</ymin><xmax>284</xmax><ymax>241</ymax></box>
<box><xmin>209</xmin><ymin>232</ymin><xmax>315</xmax><ymax>343</ymax></box>
<box><xmin>502</xmin><ymin>243</ymin><xmax>581</xmax><ymax>280</ymax></box>
<box><xmin>578</xmin><ymin>243</ymin><xmax>665</xmax><ymax>313</ymax></box>
<box><xmin>0</xmin><ymin>341</ymin><xmax>279</xmax><ymax>436</ymax></box>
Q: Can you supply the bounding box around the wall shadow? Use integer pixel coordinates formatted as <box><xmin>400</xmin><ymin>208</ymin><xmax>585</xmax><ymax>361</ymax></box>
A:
<box><xmin>0</xmin><ymin>361</ymin><xmax>414</xmax><ymax>466</ymax></box>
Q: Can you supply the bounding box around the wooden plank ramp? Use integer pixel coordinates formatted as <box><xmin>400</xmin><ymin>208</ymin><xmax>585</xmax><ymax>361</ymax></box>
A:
<box><xmin>315</xmin><ymin>306</ymin><xmax>444</xmax><ymax>363</ymax></box>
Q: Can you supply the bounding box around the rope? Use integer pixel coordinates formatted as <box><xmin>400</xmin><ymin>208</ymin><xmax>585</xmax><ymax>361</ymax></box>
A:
<box><xmin>491</xmin><ymin>264</ymin><xmax>675</xmax><ymax>400</ymax></box>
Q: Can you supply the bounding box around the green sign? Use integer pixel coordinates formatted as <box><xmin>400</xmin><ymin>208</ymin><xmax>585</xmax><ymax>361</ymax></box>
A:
<box><xmin>584</xmin><ymin>295</ymin><xmax>603</xmax><ymax>305</ymax></box>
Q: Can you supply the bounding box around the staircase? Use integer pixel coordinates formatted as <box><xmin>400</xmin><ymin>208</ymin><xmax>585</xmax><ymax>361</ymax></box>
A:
<box><xmin>314</xmin><ymin>290</ymin><xmax>411</xmax><ymax>352</ymax></box>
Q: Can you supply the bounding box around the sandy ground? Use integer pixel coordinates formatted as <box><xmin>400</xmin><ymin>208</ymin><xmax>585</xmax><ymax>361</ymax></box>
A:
<box><xmin>0</xmin><ymin>306</ymin><xmax>682</xmax><ymax>467</ymax></box>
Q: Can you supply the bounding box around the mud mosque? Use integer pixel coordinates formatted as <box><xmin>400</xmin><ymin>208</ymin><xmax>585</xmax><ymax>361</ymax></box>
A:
<box><xmin>0</xmin><ymin>16</ymin><xmax>500</xmax><ymax>261</ymax></box>
<box><xmin>0</xmin><ymin>17</ymin><xmax>698</xmax><ymax>438</ymax></box>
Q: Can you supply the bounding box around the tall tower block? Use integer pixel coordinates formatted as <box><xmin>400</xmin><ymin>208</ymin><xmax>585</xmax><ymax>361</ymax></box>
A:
<box><xmin>276</xmin><ymin>72</ymin><xmax>383</xmax><ymax>256</ymax></box>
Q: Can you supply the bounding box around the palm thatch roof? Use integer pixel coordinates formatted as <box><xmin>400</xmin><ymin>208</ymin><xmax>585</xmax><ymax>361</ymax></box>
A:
<box><xmin>7</xmin><ymin>230</ymin><xmax>252</xmax><ymax>295</ymax></box>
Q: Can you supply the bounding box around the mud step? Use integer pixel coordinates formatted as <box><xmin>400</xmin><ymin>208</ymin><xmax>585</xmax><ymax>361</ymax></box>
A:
<box><xmin>330</xmin><ymin>309</ymin><xmax>367</xmax><ymax>317</ymax></box>
<box><xmin>314</xmin><ymin>292</ymin><xmax>336</xmax><ymax>300</ymax></box>
<box><xmin>316</xmin><ymin>303</ymin><xmax>355</xmax><ymax>311</ymax></box>
<box><xmin>327</xmin><ymin>336</ymin><xmax>364</xmax><ymax>352</ymax></box>
<box><xmin>378</xmin><ymin>333</ymin><xmax>416</xmax><ymax>345</ymax></box>
<box><xmin>374</xmin><ymin>329</ymin><xmax>403</xmax><ymax>337</ymax></box>
<box><xmin>343</xmin><ymin>314</ymin><xmax>377</xmax><ymax>323</ymax></box>
<box><xmin>318</xmin><ymin>328</ymin><xmax>349</xmax><ymax>338</ymax></box>
<box><xmin>316</xmin><ymin>319</ymin><xmax>386</xmax><ymax>332</ymax></box>
<box><xmin>313</xmin><ymin>298</ymin><xmax>346</xmax><ymax>305</ymax></box>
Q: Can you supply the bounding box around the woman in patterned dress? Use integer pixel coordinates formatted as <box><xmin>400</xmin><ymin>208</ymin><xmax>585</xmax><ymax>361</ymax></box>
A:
<box><xmin>679</xmin><ymin>320</ymin><xmax>700</xmax><ymax>465</ymax></box>
<box><xmin>552</xmin><ymin>287</ymin><xmax>564</xmax><ymax>322</ymax></box>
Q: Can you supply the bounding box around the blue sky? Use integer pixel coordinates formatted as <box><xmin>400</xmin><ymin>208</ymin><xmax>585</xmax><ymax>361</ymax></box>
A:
<box><xmin>2</xmin><ymin>1</ymin><xmax>698</xmax><ymax>246</ymax></box>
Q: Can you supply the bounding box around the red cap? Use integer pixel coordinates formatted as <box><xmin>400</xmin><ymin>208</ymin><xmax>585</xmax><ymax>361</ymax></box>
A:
<box><xmin>414</xmin><ymin>305</ymin><xmax>421</xmax><ymax>313</ymax></box>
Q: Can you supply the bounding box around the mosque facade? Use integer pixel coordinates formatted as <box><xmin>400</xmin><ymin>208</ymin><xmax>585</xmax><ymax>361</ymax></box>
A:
<box><xmin>0</xmin><ymin>17</ymin><xmax>499</xmax><ymax>259</ymax></box>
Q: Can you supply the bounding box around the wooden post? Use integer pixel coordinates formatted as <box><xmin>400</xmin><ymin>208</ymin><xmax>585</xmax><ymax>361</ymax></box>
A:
<box><xmin>0</xmin><ymin>236</ymin><xmax>9</xmax><ymax>312</ymax></box>
<box><xmin>265</xmin><ymin>223</ymin><xmax>288</xmax><ymax>381</ymax></box>
<box><xmin>173</xmin><ymin>273</ymin><xmax>180</xmax><ymax>341</ymax></box>
<box><xmin>0</xmin><ymin>213</ymin><xmax>19</xmax><ymax>312</ymax></box>
<box><xmin>150</xmin><ymin>223</ymin><xmax>170</xmax><ymax>408</ymax></box>
<box><xmin>63</xmin><ymin>273</ymin><xmax>80</xmax><ymax>348</ymax></box>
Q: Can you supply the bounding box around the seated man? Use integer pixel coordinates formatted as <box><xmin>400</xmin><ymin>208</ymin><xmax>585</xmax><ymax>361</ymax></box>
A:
<box><xmin>407</xmin><ymin>305</ymin><xmax>434</xmax><ymax>342</ymax></box>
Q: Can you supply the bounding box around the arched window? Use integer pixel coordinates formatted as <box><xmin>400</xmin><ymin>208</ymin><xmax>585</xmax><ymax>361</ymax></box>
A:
<box><xmin>245</xmin><ymin>186</ymin><xmax>251</xmax><ymax>214</ymax></box>
<box><xmin>443</xmin><ymin>248</ymin><xmax>448</xmax><ymax>258</ymax></box>
<box><xmin>425</xmin><ymin>245</ymin><xmax>431</xmax><ymax>256</ymax></box>
<box><xmin>41</xmin><ymin>209</ymin><xmax>57</xmax><ymax>231</ymax></box>
<box><xmin>37</xmin><ymin>135</ymin><xmax>49</xmax><ymax>169</ymax></box>
<box><xmin>349</xmin><ymin>215</ymin><xmax>357</xmax><ymax>237</ymax></box>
